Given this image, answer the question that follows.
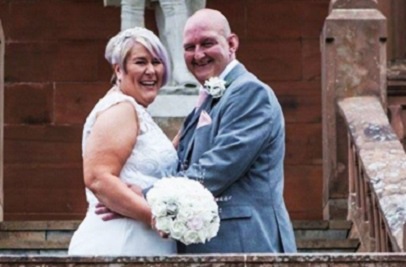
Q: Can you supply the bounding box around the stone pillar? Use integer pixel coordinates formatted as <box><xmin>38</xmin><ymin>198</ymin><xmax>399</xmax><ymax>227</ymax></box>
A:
<box><xmin>321</xmin><ymin>0</ymin><xmax>387</xmax><ymax>220</ymax></box>
<box><xmin>0</xmin><ymin>20</ymin><xmax>4</xmax><ymax>221</ymax></box>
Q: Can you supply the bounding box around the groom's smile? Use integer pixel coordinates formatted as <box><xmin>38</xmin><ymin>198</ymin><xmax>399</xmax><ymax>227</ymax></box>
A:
<box><xmin>183</xmin><ymin>16</ymin><xmax>236</xmax><ymax>84</ymax></box>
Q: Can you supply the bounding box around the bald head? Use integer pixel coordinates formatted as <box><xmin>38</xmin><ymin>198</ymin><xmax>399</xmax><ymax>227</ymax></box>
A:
<box><xmin>184</xmin><ymin>8</ymin><xmax>231</xmax><ymax>38</ymax></box>
<box><xmin>182</xmin><ymin>8</ymin><xmax>239</xmax><ymax>84</ymax></box>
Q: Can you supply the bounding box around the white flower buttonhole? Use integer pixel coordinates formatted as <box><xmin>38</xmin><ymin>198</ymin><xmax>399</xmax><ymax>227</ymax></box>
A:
<box><xmin>204</xmin><ymin>77</ymin><xmax>226</xmax><ymax>99</ymax></box>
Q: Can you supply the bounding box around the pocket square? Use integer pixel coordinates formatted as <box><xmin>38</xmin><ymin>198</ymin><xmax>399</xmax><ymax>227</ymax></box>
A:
<box><xmin>197</xmin><ymin>110</ymin><xmax>212</xmax><ymax>129</ymax></box>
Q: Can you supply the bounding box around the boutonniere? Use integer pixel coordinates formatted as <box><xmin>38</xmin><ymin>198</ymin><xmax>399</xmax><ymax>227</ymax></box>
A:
<box><xmin>204</xmin><ymin>77</ymin><xmax>226</xmax><ymax>99</ymax></box>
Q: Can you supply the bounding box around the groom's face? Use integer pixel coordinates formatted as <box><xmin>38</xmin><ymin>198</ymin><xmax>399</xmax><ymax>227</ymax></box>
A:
<box><xmin>183</xmin><ymin>20</ymin><xmax>232</xmax><ymax>84</ymax></box>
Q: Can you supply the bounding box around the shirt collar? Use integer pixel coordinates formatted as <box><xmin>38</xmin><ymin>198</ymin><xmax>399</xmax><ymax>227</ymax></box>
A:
<box><xmin>219</xmin><ymin>59</ymin><xmax>239</xmax><ymax>80</ymax></box>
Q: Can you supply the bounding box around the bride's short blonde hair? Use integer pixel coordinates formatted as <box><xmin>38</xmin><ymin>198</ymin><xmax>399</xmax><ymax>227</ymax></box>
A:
<box><xmin>105</xmin><ymin>27</ymin><xmax>171</xmax><ymax>86</ymax></box>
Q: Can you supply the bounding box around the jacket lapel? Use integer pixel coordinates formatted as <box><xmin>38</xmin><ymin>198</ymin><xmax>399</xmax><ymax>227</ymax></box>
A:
<box><xmin>223</xmin><ymin>63</ymin><xmax>246</xmax><ymax>88</ymax></box>
<box><xmin>182</xmin><ymin>95</ymin><xmax>214</xmax><ymax>160</ymax></box>
<box><xmin>179</xmin><ymin>94</ymin><xmax>211</xmax><ymax>140</ymax></box>
<box><xmin>180</xmin><ymin>63</ymin><xmax>247</xmax><ymax>163</ymax></box>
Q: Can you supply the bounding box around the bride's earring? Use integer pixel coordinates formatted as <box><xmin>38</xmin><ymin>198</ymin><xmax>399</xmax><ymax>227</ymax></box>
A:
<box><xmin>117</xmin><ymin>78</ymin><xmax>123</xmax><ymax>91</ymax></box>
<box><xmin>114</xmin><ymin>64</ymin><xmax>124</xmax><ymax>92</ymax></box>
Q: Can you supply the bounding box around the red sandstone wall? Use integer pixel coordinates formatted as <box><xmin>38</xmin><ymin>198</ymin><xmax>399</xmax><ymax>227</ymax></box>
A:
<box><xmin>0</xmin><ymin>0</ymin><xmax>329</xmax><ymax>220</ymax></box>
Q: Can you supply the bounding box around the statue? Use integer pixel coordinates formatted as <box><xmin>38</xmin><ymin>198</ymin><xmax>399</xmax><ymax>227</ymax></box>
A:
<box><xmin>120</xmin><ymin>0</ymin><xmax>206</xmax><ymax>90</ymax></box>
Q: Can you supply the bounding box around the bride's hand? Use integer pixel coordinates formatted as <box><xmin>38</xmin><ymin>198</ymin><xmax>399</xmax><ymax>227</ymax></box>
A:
<box><xmin>95</xmin><ymin>202</ymin><xmax>123</xmax><ymax>221</ymax></box>
<box><xmin>151</xmin><ymin>217</ymin><xmax>169</xmax><ymax>239</ymax></box>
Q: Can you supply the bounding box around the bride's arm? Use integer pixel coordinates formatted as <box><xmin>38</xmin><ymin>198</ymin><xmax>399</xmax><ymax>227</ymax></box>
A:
<box><xmin>172</xmin><ymin>130</ymin><xmax>181</xmax><ymax>149</ymax></box>
<box><xmin>94</xmin><ymin>184</ymin><xmax>143</xmax><ymax>220</ymax></box>
<box><xmin>83</xmin><ymin>101</ymin><xmax>152</xmax><ymax>226</ymax></box>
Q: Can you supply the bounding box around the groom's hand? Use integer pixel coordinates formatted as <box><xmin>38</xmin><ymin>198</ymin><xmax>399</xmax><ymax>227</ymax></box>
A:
<box><xmin>95</xmin><ymin>184</ymin><xmax>143</xmax><ymax>221</ymax></box>
<box><xmin>95</xmin><ymin>203</ymin><xmax>123</xmax><ymax>221</ymax></box>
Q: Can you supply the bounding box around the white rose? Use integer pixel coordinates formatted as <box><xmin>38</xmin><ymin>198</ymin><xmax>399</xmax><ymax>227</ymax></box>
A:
<box><xmin>186</xmin><ymin>216</ymin><xmax>204</xmax><ymax>231</ymax></box>
<box><xmin>165</xmin><ymin>200</ymin><xmax>179</xmax><ymax>216</ymax></box>
<box><xmin>204</xmin><ymin>77</ymin><xmax>226</xmax><ymax>99</ymax></box>
<box><xmin>152</xmin><ymin>202</ymin><xmax>168</xmax><ymax>217</ymax></box>
<box><xmin>197</xmin><ymin>209</ymin><xmax>213</xmax><ymax>222</ymax></box>
<box><xmin>209</xmin><ymin>87</ymin><xmax>222</xmax><ymax>98</ymax></box>
<box><xmin>176</xmin><ymin>207</ymin><xmax>194</xmax><ymax>220</ymax></box>
<box><xmin>182</xmin><ymin>230</ymin><xmax>203</xmax><ymax>245</ymax></box>
<box><xmin>170</xmin><ymin>220</ymin><xmax>188</xmax><ymax>240</ymax></box>
<box><xmin>155</xmin><ymin>216</ymin><xmax>172</xmax><ymax>233</ymax></box>
<box><xmin>208</xmin><ymin>219</ymin><xmax>220</xmax><ymax>238</ymax></box>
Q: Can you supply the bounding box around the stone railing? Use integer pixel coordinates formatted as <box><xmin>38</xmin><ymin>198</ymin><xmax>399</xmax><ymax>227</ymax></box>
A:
<box><xmin>338</xmin><ymin>96</ymin><xmax>406</xmax><ymax>252</ymax></box>
<box><xmin>1</xmin><ymin>254</ymin><xmax>406</xmax><ymax>266</ymax></box>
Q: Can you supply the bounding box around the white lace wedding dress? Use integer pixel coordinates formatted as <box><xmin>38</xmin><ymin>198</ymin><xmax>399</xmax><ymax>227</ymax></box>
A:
<box><xmin>68</xmin><ymin>90</ymin><xmax>178</xmax><ymax>256</ymax></box>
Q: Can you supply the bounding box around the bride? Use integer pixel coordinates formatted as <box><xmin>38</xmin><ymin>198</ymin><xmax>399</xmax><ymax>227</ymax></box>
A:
<box><xmin>68</xmin><ymin>27</ymin><xmax>177</xmax><ymax>256</ymax></box>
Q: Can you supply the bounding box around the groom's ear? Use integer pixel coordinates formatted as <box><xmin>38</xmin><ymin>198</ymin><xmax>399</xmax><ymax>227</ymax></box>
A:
<box><xmin>227</xmin><ymin>33</ymin><xmax>239</xmax><ymax>55</ymax></box>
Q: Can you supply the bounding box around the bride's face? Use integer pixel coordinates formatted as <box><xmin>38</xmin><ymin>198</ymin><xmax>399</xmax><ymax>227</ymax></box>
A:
<box><xmin>117</xmin><ymin>43</ymin><xmax>165</xmax><ymax>107</ymax></box>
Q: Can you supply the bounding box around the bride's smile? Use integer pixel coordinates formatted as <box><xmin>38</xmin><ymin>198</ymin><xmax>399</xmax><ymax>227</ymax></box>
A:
<box><xmin>115</xmin><ymin>43</ymin><xmax>165</xmax><ymax>108</ymax></box>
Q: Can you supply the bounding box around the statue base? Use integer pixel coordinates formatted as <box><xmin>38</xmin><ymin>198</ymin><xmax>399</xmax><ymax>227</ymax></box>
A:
<box><xmin>147</xmin><ymin>85</ymin><xmax>199</xmax><ymax>139</ymax></box>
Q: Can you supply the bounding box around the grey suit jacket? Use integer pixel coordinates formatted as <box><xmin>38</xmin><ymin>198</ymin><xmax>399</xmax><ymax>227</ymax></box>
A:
<box><xmin>177</xmin><ymin>63</ymin><xmax>297</xmax><ymax>253</ymax></box>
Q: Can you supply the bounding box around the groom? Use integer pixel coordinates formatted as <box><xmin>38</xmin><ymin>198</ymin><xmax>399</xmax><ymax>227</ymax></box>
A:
<box><xmin>175</xmin><ymin>8</ymin><xmax>297</xmax><ymax>253</ymax></box>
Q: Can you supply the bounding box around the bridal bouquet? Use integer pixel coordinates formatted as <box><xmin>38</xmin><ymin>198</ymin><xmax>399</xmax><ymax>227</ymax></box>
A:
<box><xmin>146</xmin><ymin>177</ymin><xmax>220</xmax><ymax>245</ymax></box>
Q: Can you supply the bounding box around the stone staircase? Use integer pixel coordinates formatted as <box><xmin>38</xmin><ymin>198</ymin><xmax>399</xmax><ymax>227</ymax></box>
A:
<box><xmin>293</xmin><ymin>220</ymin><xmax>359</xmax><ymax>253</ymax></box>
<box><xmin>0</xmin><ymin>220</ymin><xmax>359</xmax><ymax>255</ymax></box>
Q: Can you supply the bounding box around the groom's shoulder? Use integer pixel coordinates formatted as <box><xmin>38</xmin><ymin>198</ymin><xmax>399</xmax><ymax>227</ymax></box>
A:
<box><xmin>230</xmin><ymin>72</ymin><xmax>270</xmax><ymax>95</ymax></box>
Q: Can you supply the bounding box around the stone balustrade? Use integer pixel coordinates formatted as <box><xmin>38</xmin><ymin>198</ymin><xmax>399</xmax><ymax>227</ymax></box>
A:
<box><xmin>338</xmin><ymin>96</ymin><xmax>406</xmax><ymax>252</ymax></box>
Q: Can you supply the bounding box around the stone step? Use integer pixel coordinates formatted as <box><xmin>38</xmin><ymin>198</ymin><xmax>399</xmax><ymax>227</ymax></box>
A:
<box><xmin>297</xmin><ymin>239</ymin><xmax>360</xmax><ymax>253</ymax></box>
<box><xmin>0</xmin><ymin>220</ymin><xmax>358</xmax><ymax>254</ymax></box>
<box><xmin>293</xmin><ymin>220</ymin><xmax>352</xmax><ymax>240</ymax></box>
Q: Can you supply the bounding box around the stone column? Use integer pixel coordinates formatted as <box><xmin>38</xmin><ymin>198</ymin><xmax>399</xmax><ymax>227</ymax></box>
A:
<box><xmin>321</xmin><ymin>0</ymin><xmax>387</xmax><ymax>220</ymax></box>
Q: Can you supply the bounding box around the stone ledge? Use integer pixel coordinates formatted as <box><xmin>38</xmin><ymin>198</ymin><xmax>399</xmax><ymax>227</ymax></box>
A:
<box><xmin>0</xmin><ymin>221</ymin><xmax>81</xmax><ymax>231</ymax></box>
<box><xmin>296</xmin><ymin>239</ymin><xmax>359</xmax><ymax>250</ymax></box>
<box><xmin>0</xmin><ymin>254</ymin><xmax>406</xmax><ymax>266</ymax></box>
<box><xmin>0</xmin><ymin>240</ymin><xmax>68</xmax><ymax>250</ymax></box>
<box><xmin>293</xmin><ymin>220</ymin><xmax>352</xmax><ymax>230</ymax></box>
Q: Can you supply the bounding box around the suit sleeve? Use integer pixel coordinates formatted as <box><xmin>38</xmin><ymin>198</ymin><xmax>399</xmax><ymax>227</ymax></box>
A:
<box><xmin>184</xmin><ymin>80</ymin><xmax>280</xmax><ymax>196</ymax></box>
